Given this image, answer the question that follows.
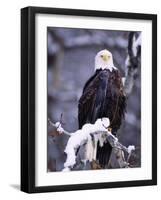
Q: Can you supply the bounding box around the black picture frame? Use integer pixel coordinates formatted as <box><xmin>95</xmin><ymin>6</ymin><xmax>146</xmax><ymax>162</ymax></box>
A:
<box><xmin>21</xmin><ymin>6</ymin><xmax>157</xmax><ymax>193</ymax></box>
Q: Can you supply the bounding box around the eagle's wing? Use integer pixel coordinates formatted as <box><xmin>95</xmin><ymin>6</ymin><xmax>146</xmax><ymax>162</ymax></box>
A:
<box><xmin>78</xmin><ymin>70</ymin><xmax>109</xmax><ymax>128</ymax></box>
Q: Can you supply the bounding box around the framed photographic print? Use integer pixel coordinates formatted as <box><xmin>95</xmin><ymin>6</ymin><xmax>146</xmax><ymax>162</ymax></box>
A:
<box><xmin>21</xmin><ymin>6</ymin><xmax>157</xmax><ymax>193</ymax></box>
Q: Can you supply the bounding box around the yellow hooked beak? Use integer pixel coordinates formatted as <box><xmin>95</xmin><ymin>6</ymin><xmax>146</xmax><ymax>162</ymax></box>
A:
<box><xmin>101</xmin><ymin>54</ymin><xmax>110</xmax><ymax>62</ymax></box>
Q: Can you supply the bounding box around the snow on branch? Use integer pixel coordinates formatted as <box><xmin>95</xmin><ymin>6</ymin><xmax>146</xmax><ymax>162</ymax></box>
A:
<box><xmin>48</xmin><ymin>118</ymin><xmax>135</xmax><ymax>171</ymax></box>
<box><xmin>123</xmin><ymin>32</ymin><xmax>141</xmax><ymax>95</ymax></box>
<box><xmin>48</xmin><ymin>118</ymin><xmax>70</xmax><ymax>136</ymax></box>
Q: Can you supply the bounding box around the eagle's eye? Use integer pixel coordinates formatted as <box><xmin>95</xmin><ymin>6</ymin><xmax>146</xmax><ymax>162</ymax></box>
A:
<box><xmin>100</xmin><ymin>55</ymin><xmax>103</xmax><ymax>58</ymax></box>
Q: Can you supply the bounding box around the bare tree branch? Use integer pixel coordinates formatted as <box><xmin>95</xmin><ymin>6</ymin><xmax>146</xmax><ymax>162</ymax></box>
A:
<box><xmin>123</xmin><ymin>32</ymin><xmax>141</xmax><ymax>95</ymax></box>
<box><xmin>48</xmin><ymin>118</ymin><xmax>71</xmax><ymax>136</ymax></box>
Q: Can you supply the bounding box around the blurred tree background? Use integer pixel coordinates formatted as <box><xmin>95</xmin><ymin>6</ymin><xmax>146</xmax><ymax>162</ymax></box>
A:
<box><xmin>47</xmin><ymin>27</ymin><xmax>141</xmax><ymax>172</ymax></box>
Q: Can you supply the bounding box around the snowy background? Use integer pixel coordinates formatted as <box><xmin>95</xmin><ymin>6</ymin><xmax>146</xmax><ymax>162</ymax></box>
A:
<box><xmin>47</xmin><ymin>27</ymin><xmax>141</xmax><ymax>171</ymax></box>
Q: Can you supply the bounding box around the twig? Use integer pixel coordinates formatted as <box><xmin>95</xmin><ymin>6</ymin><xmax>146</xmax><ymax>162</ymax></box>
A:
<box><xmin>48</xmin><ymin>118</ymin><xmax>71</xmax><ymax>136</ymax></box>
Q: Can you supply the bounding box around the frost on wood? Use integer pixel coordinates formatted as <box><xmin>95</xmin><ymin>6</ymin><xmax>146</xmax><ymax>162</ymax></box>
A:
<box><xmin>64</xmin><ymin>118</ymin><xmax>110</xmax><ymax>169</ymax></box>
<box><xmin>48</xmin><ymin>118</ymin><xmax>136</xmax><ymax>171</ymax></box>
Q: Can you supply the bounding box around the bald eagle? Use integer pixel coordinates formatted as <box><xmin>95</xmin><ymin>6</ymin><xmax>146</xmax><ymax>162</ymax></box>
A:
<box><xmin>78</xmin><ymin>49</ymin><xmax>126</xmax><ymax>168</ymax></box>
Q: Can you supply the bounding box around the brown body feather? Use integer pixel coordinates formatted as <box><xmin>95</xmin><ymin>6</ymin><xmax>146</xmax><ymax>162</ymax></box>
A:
<box><xmin>78</xmin><ymin>69</ymin><xmax>126</xmax><ymax>167</ymax></box>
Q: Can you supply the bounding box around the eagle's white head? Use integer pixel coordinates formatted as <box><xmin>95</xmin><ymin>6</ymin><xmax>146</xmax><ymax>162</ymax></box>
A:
<box><xmin>95</xmin><ymin>49</ymin><xmax>116</xmax><ymax>72</ymax></box>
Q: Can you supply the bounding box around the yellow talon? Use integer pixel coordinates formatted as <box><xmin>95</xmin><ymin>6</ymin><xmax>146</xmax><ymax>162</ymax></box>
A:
<box><xmin>108</xmin><ymin>127</ymin><xmax>112</xmax><ymax>132</ymax></box>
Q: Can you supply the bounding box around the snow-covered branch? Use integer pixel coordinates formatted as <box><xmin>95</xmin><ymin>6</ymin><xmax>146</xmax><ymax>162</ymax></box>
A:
<box><xmin>48</xmin><ymin>118</ymin><xmax>135</xmax><ymax>171</ymax></box>
<box><xmin>48</xmin><ymin>118</ymin><xmax>71</xmax><ymax>136</ymax></box>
